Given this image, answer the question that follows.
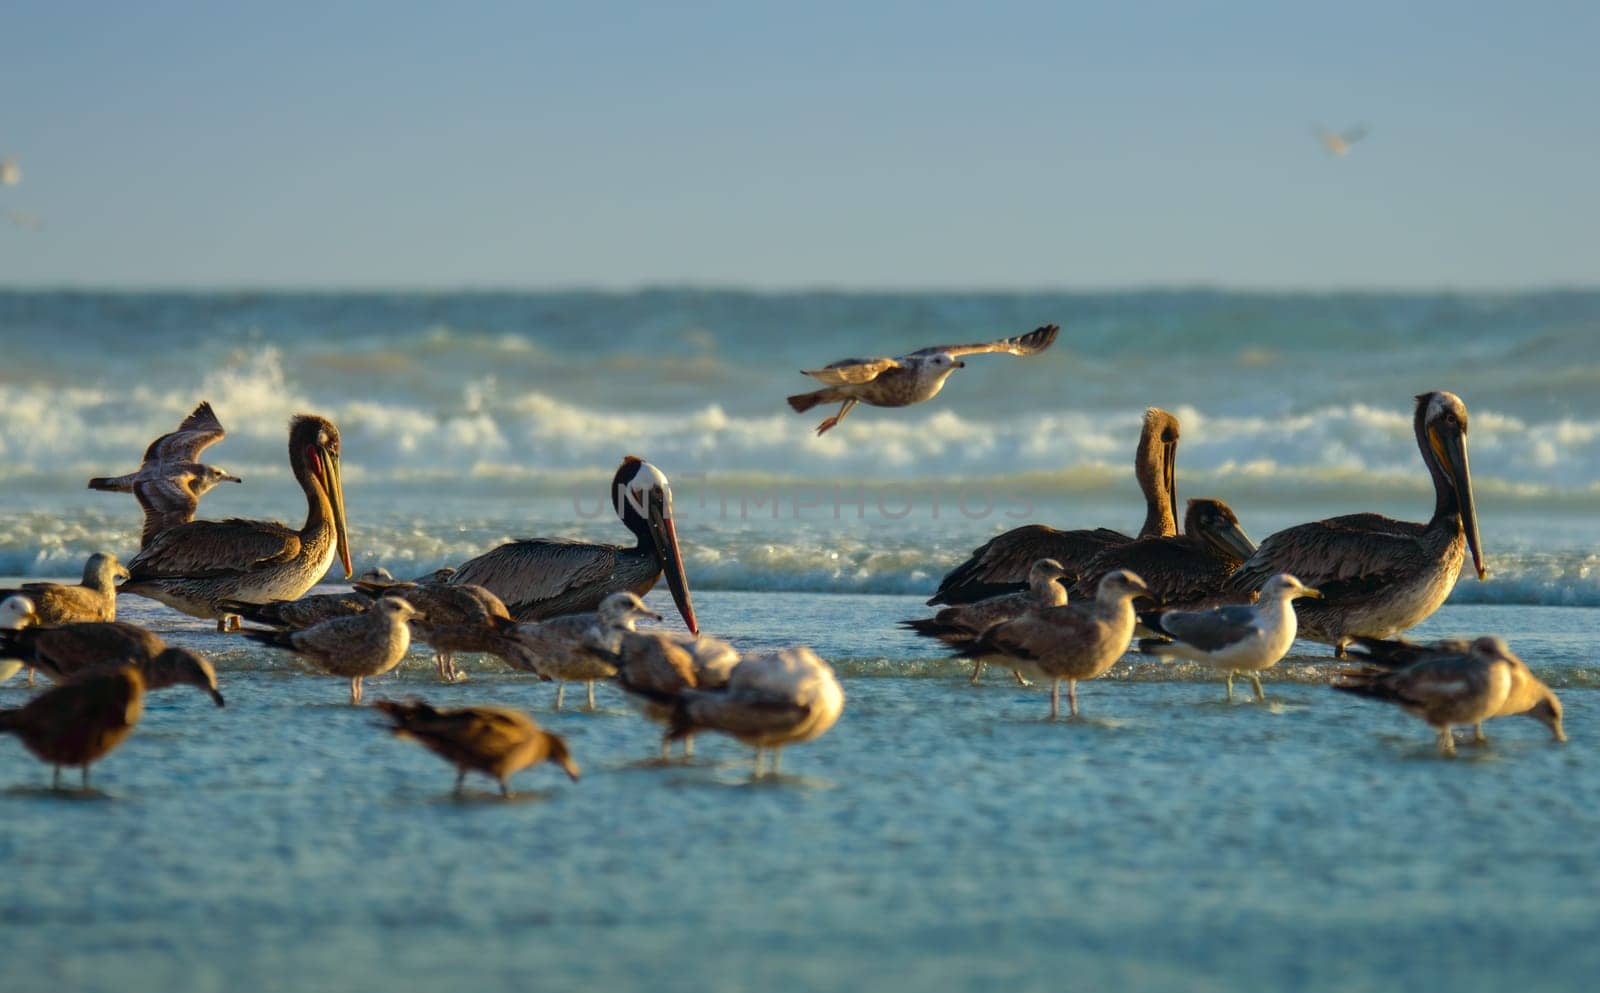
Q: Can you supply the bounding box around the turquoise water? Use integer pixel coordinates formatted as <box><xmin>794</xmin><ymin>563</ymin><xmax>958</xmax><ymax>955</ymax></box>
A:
<box><xmin>2</xmin><ymin>588</ymin><xmax>1596</xmax><ymax>993</ymax></box>
<box><xmin>2</xmin><ymin>291</ymin><xmax>1598</xmax><ymax>991</ymax></box>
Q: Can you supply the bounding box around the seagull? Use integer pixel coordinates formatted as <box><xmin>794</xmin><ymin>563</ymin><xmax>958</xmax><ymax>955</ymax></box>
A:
<box><xmin>955</xmin><ymin>570</ymin><xmax>1149</xmax><ymax>720</ymax></box>
<box><xmin>501</xmin><ymin>591</ymin><xmax>660</xmax><ymax>710</ymax></box>
<box><xmin>0</xmin><ymin>156</ymin><xmax>19</xmax><ymax>186</ymax></box>
<box><xmin>88</xmin><ymin>402</ymin><xmax>242</xmax><ymax>547</ymax></box>
<box><xmin>787</xmin><ymin>324</ymin><xmax>1060</xmax><ymax>435</ymax></box>
<box><xmin>1333</xmin><ymin>636</ymin><xmax>1564</xmax><ymax>755</ymax></box>
<box><xmin>660</xmin><ymin>646</ymin><xmax>845</xmax><ymax>776</ymax></box>
<box><xmin>0</xmin><ymin>553</ymin><xmax>128</xmax><ymax>684</ymax></box>
<box><xmin>1315</xmin><ymin>125</ymin><xmax>1368</xmax><ymax>156</ymax></box>
<box><xmin>374</xmin><ymin>699</ymin><xmax>580</xmax><ymax>797</ymax></box>
<box><xmin>0</xmin><ymin>666</ymin><xmax>144</xmax><ymax>791</ymax></box>
<box><xmin>239</xmin><ymin>597</ymin><xmax>419</xmax><ymax>705</ymax></box>
<box><xmin>902</xmin><ymin>558</ymin><xmax>1070</xmax><ymax>685</ymax></box>
<box><xmin>1138</xmin><ymin>574</ymin><xmax>1321</xmax><ymax>701</ymax></box>
<box><xmin>605</xmin><ymin>626</ymin><xmax>743</xmax><ymax>759</ymax></box>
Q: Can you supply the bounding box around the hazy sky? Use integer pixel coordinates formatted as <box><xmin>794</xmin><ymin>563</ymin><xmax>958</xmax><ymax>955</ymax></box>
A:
<box><xmin>1</xmin><ymin>0</ymin><xmax>1596</xmax><ymax>289</ymax></box>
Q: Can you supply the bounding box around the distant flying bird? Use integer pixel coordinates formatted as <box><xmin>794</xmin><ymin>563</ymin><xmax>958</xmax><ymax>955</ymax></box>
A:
<box><xmin>1315</xmin><ymin>125</ymin><xmax>1368</xmax><ymax>156</ymax></box>
<box><xmin>787</xmin><ymin>324</ymin><xmax>1060</xmax><ymax>435</ymax></box>
<box><xmin>88</xmin><ymin>402</ymin><xmax>242</xmax><ymax>547</ymax></box>
<box><xmin>0</xmin><ymin>156</ymin><xmax>19</xmax><ymax>185</ymax></box>
<box><xmin>5</xmin><ymin>210</ymin><xmax>43</xmax><ymax>231</ymax></box>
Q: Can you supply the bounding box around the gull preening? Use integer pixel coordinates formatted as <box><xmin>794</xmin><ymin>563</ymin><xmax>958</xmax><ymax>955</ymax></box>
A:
<box><xmin>1230</xmin><ymin>392</ymin><xmax>1484</xmax><ymax>657</ymax></box>
<box><xmin>240</xmin><ymin>597</ymin><xmax>419</xmax><ymax>705</ymax></box>
<box><xmin>1138</xmin><ymin>574</ymin><xmax>1321</xmax><ymax>701</ymax></box>
<box><xmin>787</xmin><ymin>324</ymin><xmax>1060</xmax><ymax>435</ymax></box>
<box><xmin>957</xmin><ymin>570</ymin><xmax>1149</xmax><ymax>719</ymax></box>
<box><xmin>929</xmin><ymin>408</ymin><xmax>1181</xmax><ymax>605</ymax></box>
<box><xmin>88</xmin><ymin>401</ymin><xmax>241</xmax><ymax>547</ymax></box>
<box><xmin>121</xmin><ymin>414</ymin><xmax>352</xmax><ymax>631</ymax></box>
<box><xmin>1333</xmin><ymin>636</ymin><xmax>1564</xmax><ymax>755</ymax></box>
<box><xmin>375</xmin><ymin>699</ymin><xmax>580</xmax><ymax>797</ymax></box>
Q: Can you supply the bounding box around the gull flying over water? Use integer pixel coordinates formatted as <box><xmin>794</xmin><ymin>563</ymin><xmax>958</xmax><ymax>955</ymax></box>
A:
<box><xmin>88</xmin><ymin>402</ymin><xmax>242</xmax><ymax>547</ymax></box>
<box><xmin>1315</xmin><ymin>125</ymin><xmax>1368</xmax><ymax>156</ymax></box>
<box><xmin>787</xmin><ymin>324</ymin><xmax>1060</xmax><ymax>435</ymax></box>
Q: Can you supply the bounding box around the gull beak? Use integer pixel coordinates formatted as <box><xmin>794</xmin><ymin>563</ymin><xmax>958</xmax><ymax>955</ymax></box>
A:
<box><xmin>1298</xmin><ymin>586</ymin><xmax>1323</xmax><ymax>600</ymax></box>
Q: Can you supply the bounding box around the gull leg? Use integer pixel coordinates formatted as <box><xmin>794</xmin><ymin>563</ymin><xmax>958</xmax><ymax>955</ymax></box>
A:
<box><xmin>815</xmin><ymin>399</ymin><xmax>858</xmax><ymax>436</ymax></box>
<box><xmin>753</xmin><ymin>748</ymin><xmax>765</xmax><ymax>777</ymax></box>
<box><xmin>351</xmin><ymin>676</ymin><xmax>364</xmax><ymax>705</ymax></box>
<box><xmin>586</xmin><ymin>681</ymin><xmax>597</xmax><ymax>711</ymax></box>
<box><xmin>1473</xmin><ymin>723</ymin><xmax>1488</xmax><ymax>745</ymax></box>
<box><xmin>682</xmin><ymin>735</ymin><xmax>695</xmax><ymax>759</ymax></box>
<box><xmin>1248</xmin><ymin>672</ymin><xmax>1265</xmax><ymax>702</ymax></box>
<box><xmin>27</xmin><ymin>667</ymin><xmax>35</xmax><ymax>687</ymax></box>
<box><xmin>1013</xmin><ymin>668</ymin><xmax>1031</xmax><ymax>687</ymax></box>
<box><xmin>499</xmin><ymin>778</ymin><xmax>513</xmax><ymax>799</ymax></box>
<box><xmin>1225</xmin><ymin>672</ymin><xmax>1235</xmax><ymax>701</ymax></box>
<box><xmin>454</xmin><ymin>769</ymin><xmax>466</xmax><ymax>796</ymax></box>
<box><xmin>554</xmin><ymin>683</ymin><xmax>566</xmax><ymax>711</ymax></box>
<box><xmin>659</xmin><ymin>736</ymin><xmax>671</xmax><ymax>761</ymax></box>
<box><xmin>969</xmin><ymin>660</ymin><xmax>984</xmax><ymax>685</ymax></box>
<box><xmin>1049</xmin><ymin>679</ymin><xmax>1061</xmax><ymax>720</ymax></box>
<box><xmin>1436</xmin><ymin>727</ymin><xmax>1457</xmax><ymax>757</ymax></box>
<box><xmin>1068</xmin><ymin>679</ymin><xmax>1079</xmax><ymax>718</ymax></box>
<box><xmin>82</xmin><ymin>766</ymin><xmax>90</xmax><ymax>790</ymax></box>
<box><xmin>52</xmin><ymin>766</ymin><xmax>61</xmax><ymax>791</ymax></box>
<box><xmin>771</xmin><ymin>749</ymin><xmax>783</xmax><ymax>775</ymax></box>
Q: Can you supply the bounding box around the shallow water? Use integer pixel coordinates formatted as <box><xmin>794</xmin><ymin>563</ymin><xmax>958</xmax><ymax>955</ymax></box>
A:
<box><xmin>2</xmin><ymin>588</ymin><xmax>1595</xmax><ymax>993</ymax></box>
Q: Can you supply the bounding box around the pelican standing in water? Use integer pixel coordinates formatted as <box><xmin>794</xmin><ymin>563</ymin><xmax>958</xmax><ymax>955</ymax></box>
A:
<box><xmin>120</xmin><ymin>415</ymin><xmax>352</xmax><ymax>631</ymax></box>
<box><xmin>450</xmin><ymin>456</ymin><xmax>697</xmax><ymax>632</ymax></box>
<box><xmin>787</xmin><ymin>325</ymin><xmax>1060</xmax><ymax>435</ymax></box>
<box><xmin>929</xmin><ymin>408</ymin><xmax>1180</xmax><ymax>605</ymax></box>
<box><xmin>1229</xmin><ymin>392</ymin><xmax>1484</xmax><ymax>657</ymax></box>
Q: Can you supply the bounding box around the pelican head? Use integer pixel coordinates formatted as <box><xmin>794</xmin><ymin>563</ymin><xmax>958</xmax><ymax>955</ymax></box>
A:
<box><xmin>1096</xmin><ymin>569</ymin><xmax>1150</xmax><ymax>603</ymax></box>
<box><xmin>291</xmin><ymin>415</ymin><xmax>352</xmax><ymax>579</ymax></box>
<box><xmin>1135</xmin><ymin>408</ymin><xmax>1181</xmax><ymax>533</ymax></box>
<box><xmin>150</xmin><ymin>647</ymin><xmax>226</xmax><ymax>707</ymax></box>
<box><xmin>612</xmin><ymin>456</ymin><xmax>697</xmax><ymax>635</ymax></box>
<box><xmin>84</xmin><ymin>551</ymin><xmax>130</xmax><ymax>588</ymax></box>
<box><xmin>1416</xmin><ymin>391</ymin><xmax>1484</xmax><ymax>580</ymax></box>
<box><xmin>1185</xmin><ymin>499</ymin><xmax>1257</xmax><ymax>562</ymax></box>
<box><xmin>1261</xmin><ymin>574</ymin><xmax>1321</xmax><ymax>601</ymax></box>
<box><xmin>0</xmin><ymin>594</ymin><xmax>38</xmax><ymax>630</ymax></box>
<box><xmin>597</xmin><ymin>591</ymin><xmax>663</xmax><ymax>630</ymax></box>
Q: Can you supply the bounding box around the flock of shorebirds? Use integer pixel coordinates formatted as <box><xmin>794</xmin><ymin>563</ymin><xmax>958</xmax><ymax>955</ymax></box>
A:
<box><xmin>0</xmin><ymin>325</ymin><xmax>1570</xmax><ymax>796</ymax></box>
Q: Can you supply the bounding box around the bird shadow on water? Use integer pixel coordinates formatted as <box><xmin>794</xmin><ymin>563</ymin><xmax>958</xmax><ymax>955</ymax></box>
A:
<box><xmin>421</xmin><ymin>788</ymin><xmax>556</xmax><ymax>806</ymax></box>
<box><xmin>3</xmin><ymin>784</ymin><xmax>116</xmax><ymax>802</ymax></box>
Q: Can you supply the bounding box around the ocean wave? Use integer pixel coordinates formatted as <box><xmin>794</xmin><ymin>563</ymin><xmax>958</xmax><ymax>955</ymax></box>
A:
<box><xmin>5</xmin><ymin>346</ymin><xmax>1600</xmax><ymax>505</ymax></box>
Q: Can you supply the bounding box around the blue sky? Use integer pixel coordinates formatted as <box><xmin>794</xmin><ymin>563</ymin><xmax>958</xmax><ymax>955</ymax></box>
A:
<box><xmin>1</xmin><ymin>0</ymin><xmax>1595</xmax><ymax>289</ymax></box>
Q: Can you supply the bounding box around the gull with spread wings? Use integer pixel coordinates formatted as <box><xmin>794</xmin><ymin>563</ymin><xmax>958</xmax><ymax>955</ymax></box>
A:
<box><xmin>787</xmin><ymin>324</ymin><xmax>1060</xmax><ymax>435</ymax></box>
<box><xmin>88</xmin><ymin>401</ymin><xmax>241</xmax><ymax>547</ymax></box>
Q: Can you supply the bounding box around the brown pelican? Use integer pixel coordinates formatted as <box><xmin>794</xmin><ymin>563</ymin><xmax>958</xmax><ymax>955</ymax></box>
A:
<box><xmin>1333</xmin><ymin>636</ymin><xmax>1563</xmax><ymax>755</ymax></box>
<box><xmin>0</xmin><ymin>666</ymin><xmax>144</xmax><ymax>791</ymax></box>
<box><xmin>240</xmin><ymin>597</ymin><xmax>416</xmax><ymax>705</ymax></box>
<box><xmin>451</xmin><ymin>456</ymin><xmax>696</xmax><ymax>633</ymax></box>
<box><xmin>121</xmin><ymin>415</ymin><xmax>352</xmax><ymax>631</ymax></box>
<box><xmin>903</xmin><ymin>558</ymin><xmax>1070</xmax><ymax>686</ymax></box>
<box><xmin>956</xmin><ymin>570</ymin><xmax>1149</xmax><ymax>720</ymax></box>
<box><xmin>661</xmin><ymin>646</ymin><xmax>845</xmax><ymax>776</ymax></box>
<box><xmin>503</xmin><ymin>591</ymin><xmax>662</xmax><ymax>710</ymax></box>
<box><xmin>1074</xmin><ymin>499</ymin><xmax>1255</xmax><ymax>609</ymax></box>
<box><xmin>374</xmin><ymin>700</ymin><xmax>580</xmax><ymax>796</ymax></box>
<box><xmin>928</xmin><ymin>408</ymin><xmax>1180</xmax><ymax>605</ymax></box>
<box><xmin>0</xmin><ymin>552</ymin><xmax>126</xmax><ymax>624</ymax></box>
<box><xmin>1138</xmin><ymin>574</ymin><xmax>1321</xmax><ymax>701</ymax></box>
<box><xmin>1229</xmin><ymin>392</ymin><xmax>1484</xmax><ymax>657</ymax></box>
<box><xmin>87</xmin><ymin>402</ymin><xmax>241</xmax><ymax>547</ymax></box>
<box><xmin>788</xmin><ymin>325</ymin><xmax>1059</xmax><ymax>435</ymax></box>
